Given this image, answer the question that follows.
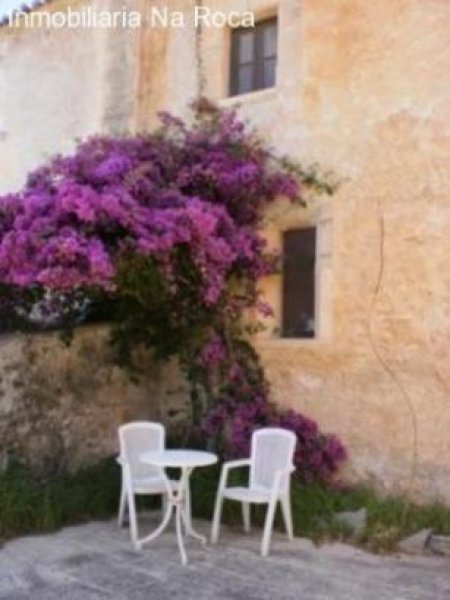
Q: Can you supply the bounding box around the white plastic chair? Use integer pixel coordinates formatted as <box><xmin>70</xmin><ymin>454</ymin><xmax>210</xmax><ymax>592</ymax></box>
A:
<box><xmin>117</xmin><ymin>421</ymin><xmax>186</xmax><ymax>546</ymax></box>
<box><xmin>211</xmin><ymin>427</ymin><xmax>296</xmax><ymax>557</ymax></box>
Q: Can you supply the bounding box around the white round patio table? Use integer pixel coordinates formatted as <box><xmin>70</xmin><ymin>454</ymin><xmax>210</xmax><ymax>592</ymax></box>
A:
<box><xmin>136</xmin><ymin>449</ymin><xmax>217</xmax><ymax>565</ymax></box>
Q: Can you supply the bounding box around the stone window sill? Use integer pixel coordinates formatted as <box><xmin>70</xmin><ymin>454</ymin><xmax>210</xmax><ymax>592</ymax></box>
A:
<box><xmin>218</xmin><ymin>87</ymin><xmax>277</xmax><ymax>108</ymax></box>
<box><xmin>253</xmin><ymin>336</ymin><xmax>328</xmax><ymax>349</ymax></box>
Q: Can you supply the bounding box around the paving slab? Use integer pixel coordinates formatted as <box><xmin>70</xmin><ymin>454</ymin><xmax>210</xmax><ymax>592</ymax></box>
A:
<box><xmin>1</xmin><ymin>514</ymin><xmax>450</xmax><ymax>599</ymax></box>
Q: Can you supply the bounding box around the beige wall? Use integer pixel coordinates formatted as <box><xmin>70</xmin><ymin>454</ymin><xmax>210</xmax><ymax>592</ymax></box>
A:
<box><xmin>136</xmin><ymin>0</ymin><xmax>450</xmax><ymax>503</ymax></box>
<box><xmin>0</xmin><ymin>0</ymin><xmax>138</xmax><ymax>193</ymax></box>
<box><xmin>2</xmin><ymin>0</ymin><xmax>450</xmax><ymax>502</ymax></box>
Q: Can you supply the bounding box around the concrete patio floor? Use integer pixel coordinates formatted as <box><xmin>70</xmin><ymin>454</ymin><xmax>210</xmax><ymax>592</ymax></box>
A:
<box><xmin>1</xmin><ymin>514</ymin><xmax>450</xmax><ymax>599</ymax></box>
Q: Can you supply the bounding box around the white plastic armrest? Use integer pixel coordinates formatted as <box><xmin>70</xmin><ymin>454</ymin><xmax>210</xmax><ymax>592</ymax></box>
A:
<box><xmin>275</xmin><ymin>465</ymin><xmax>296</xmax><ymax>478</ymax></box>
<box><xmin>117</xmin><ymin>457</ymin><xmax>134</xmax><ymax>492</ymax></box>
<box><xmin>223</xmin><ymin>459</ymin><xmax>251</xmax><ymax>473</ymax></box>
<box><xmin>270</xmin><ymin>465</ymin><xmax>295</xmax><ymax>497</ymax></box>
<box><xmin>219</xmin><ymin>459</ymin><xmax>251</xmax><ymax>491</ymax></box>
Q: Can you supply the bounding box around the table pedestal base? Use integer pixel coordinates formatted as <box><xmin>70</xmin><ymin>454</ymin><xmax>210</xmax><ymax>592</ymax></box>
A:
<box><xmin>135</xmin><ymin>467</ymin><xmax>206</xmax><ymax>565</ymax></box>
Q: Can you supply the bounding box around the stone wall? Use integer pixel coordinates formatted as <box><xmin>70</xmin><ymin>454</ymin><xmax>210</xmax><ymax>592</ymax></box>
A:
<box><xmin>0</xmin><ymin>326</ymin><xmax>190</xmax><ymax>475</ymax></box>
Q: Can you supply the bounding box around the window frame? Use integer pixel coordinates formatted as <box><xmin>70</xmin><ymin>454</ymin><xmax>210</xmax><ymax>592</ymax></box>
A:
<box><xmin>281</xmin><ymin>227</ymin><xmax>317</xmax><ymax>339</ymax></box>
<box><xmin>229</xmin><ymin>16</ymin><xmax>278</xmax><ymax>97</ymax></box>
<box><xmin>252</xmin><ymin>208</ymin><xmax>333</xmax><ymax>347</ymax></box>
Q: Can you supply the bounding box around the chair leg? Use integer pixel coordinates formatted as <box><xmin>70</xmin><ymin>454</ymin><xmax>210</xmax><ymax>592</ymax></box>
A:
<box><xmin>118</xmin><ymin>481</ymin><xmax>127</xmax><ymax>527</ymax></box>
<box><xmin>127</xmin><ymin>489</ymin><xmax>139</xmax><ymax>547</ymax></box>
<box><xmin>242</xmin><ymin>502</ymin><xmax>251</xmax><ymax>533</ymax></box>
<box><xmin>161</xmin><ymin>493</ymin><xmax>168</xmax><ymax>519</ymax></box>
<box><xmin>280</xmin><ymin>494</ymin><xmax>294</xmax><ymax>540</ymax></box>
<box><xmin>261</xmin><ymin>497</ymin><xmax>278</xmax><ymax>557</ymax></box>
<box><xmin>211</xmin><ymin>492</ymin><xmax>224</xmax><ymax>544</ymax></box>
<box><xmin>184</xmin><ymin>479</ymin><xmax>192</xmax><ymax>529</ymax></box>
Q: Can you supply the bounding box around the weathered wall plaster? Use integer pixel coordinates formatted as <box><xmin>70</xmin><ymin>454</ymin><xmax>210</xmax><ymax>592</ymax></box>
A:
<box><xmin>0</xmin><ymin>0</ymin><xmax>138</xmax><ymax>193</ymax></box>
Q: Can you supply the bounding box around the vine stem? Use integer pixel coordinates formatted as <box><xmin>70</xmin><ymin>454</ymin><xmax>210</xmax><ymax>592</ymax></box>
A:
<box><xmin>194</xmin><ymin>0</ymin><xmax>206</xmax><ymax>96</ymax></box>
<box><xmin>366</xmin><ymin>199</ymin><xmax>418</xmax><ymax>518</ymax></box>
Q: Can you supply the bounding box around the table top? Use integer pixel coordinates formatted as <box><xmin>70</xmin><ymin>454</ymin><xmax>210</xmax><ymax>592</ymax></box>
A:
<box><xmin>140</xmin><ymin>449</ymin><xmax>218</xmax><ymax>469</ymax></box>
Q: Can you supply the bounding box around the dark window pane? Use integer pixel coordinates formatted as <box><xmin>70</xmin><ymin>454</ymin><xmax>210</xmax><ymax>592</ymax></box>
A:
<box><xmin>238</xmin><ymin>31</ymin><xmax>254</xmax><ymax>63</ymax></box>
<box><xmin>237</xmin><ymin>65</ymin><xmax>254</xmax><ymax>94</ymax></box>
<box><xmin>262</xmin><ymin>23</ymin><xmax>278</xmax><ymax>58</ymax></box>
<box><xmin>282</xmin><ymin>228</ymin><xmax>316</xmax><ymax>338</ymax></box>
<box><xmin>263</xmin><ymin>58</ymin><xmax>276</xmax><ymax>88</ymax></box>
<box><xmin>229</xmin><ymin>17</ymin><xmax>278</xmax><ymax>96</ymax></box>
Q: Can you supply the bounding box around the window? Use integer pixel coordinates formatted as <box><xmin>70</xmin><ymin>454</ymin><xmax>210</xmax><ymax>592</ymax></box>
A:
<box><xmin>230</xmin><ymin>17</ymin><xmax>278</xmax><ymax>96</ymax></box>
<box><xmin>282</xmin><ymin>228</ymin><xmax>316</xmax><ymax>338</ymax></box>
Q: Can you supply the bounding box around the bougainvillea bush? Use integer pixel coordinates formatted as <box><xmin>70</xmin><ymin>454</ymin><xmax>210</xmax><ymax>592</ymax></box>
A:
<box><xmin>202</xmin><ymin>395</ymin><xmax>346</xmax><ymax>483</ymax></box>
<box><xmin>0</xmin><ymin>99</ymin><xmax>345</xmax><ymax>482</ymax></box>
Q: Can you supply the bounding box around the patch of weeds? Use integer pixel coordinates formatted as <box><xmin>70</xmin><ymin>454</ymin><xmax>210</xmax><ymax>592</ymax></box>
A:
<box><xmin>191</xmin><ymin>468</ymin><xmax>450</xmax><ymax>553</ymax></box>
<box><xmin>3</xmin><ymin>458</ymin><xmax>450</xmax><ymax>555</ymax></box>
<box><xmin>359</xmin><ymin>495</ymin><xmax>450</xmax><ymax>552</ymax></box>
<box><xmin>0</xmin><ymin>459</ymin><xmax>120</xmax><ymax>543</ymax></box>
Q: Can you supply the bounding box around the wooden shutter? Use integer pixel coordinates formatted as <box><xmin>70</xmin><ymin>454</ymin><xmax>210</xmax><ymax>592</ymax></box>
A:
<box><xmin>257</xmin><ymin>18</ymin><xmax>277</xmax><ymax>89</ymax></box>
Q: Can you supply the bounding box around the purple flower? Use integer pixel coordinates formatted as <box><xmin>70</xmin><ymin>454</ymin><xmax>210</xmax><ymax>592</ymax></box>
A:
<box><xmin>202</xmin><ymin>395</ymin><xmax>347</xmax><ymax>483</ymax></box>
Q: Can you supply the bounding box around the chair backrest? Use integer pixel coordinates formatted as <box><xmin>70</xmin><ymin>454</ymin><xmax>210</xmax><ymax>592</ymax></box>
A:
<box><xmin>249</xmin><ymin>428</ymin><xmax>296</xmax><ymax>492</ymax></box>
<box><xmin>118</xmin><ymin>421</ymin><xmax>165</xmax><ymax>479</ymax></box>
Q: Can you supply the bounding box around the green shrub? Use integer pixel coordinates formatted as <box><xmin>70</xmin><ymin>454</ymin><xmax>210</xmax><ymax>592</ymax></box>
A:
<box><xmin>2</xmin><ymin>458</ymin><xmax>450</xmax><ymax>554</ymax></box>
<box><xmin>0</xmin><ymin>459</ymin><xmax>120</xmax><ymax>542</ymax></box>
